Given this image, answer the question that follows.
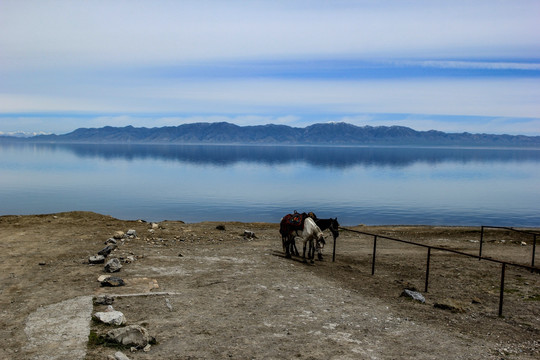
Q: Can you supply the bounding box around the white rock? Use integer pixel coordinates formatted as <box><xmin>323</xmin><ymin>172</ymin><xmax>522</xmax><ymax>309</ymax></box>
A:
<box><xmin>93</xmin><ymin>310</ymin><xmax>126</xmax><ymax>326</ymax></box>
<box><xmin>400</xmin><ymin>289</ymin><xmax>426</xmax><ymax>303</ymax></box>
<box><xmin>114</xmin><ymin>351</ymin><xmax>131</xmax><ymax>360</ymax></box>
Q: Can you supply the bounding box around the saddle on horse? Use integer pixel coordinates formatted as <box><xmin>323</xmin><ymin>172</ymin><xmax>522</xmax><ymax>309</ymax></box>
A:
<box><xmin>282</xmin><ymin>212</ymin><xmax>306</xmax><ymax>230</ymax></box>
<box><xmin>282</xmin><ymin>211</ymin><xmax>317</xmax><ymax>231</ymax></box>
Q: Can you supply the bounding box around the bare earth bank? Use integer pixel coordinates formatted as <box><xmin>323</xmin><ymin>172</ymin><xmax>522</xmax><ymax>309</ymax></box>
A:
<box><xmin>0</xmin><ymin>211</ymin><xmax>538</xmax><ymax>360</ymax></box>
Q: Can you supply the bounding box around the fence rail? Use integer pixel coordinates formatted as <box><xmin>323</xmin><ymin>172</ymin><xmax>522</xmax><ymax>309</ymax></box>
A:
<box><xmin>335</xmin><ymin>226</ymin><xmax>539</xmax><ymax>316</ymax></box>
<box><xmin>479</xmin><ymin>226</ymin><xmax>538</xmax><ymax>268</ymax></box>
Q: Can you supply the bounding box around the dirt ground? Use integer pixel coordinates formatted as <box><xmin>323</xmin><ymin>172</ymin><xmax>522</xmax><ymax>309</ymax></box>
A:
<box><xmin>0</xmin><ymin>211</ymin><xmax>539</xmax><ymax>360</ymax></box>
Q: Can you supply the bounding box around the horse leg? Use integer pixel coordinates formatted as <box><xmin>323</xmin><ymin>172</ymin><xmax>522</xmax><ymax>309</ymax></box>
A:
<box><xmin>309</xmin><ymin>239</ymin><xmax>315</xmax><ymax>264</ymax></box>
<box><xmin>302</xmin><ymin>240</ymin><xmax>308</xmax><ymax>263</ymax></box>
<box><xmin>288</xmin><ymin>230</ymin><xmax>299</xmax><ymax>256</ymax></box>
<box><xmin>303</xmin><ymin>237</ymin><xmax>314</xmax><ymax>264</ymax></box>
<box><xmin>291</xmin><ymin>237</ymin><xmax>299</xmax><ymax>256</ymax></box>
<box><xmin>316</xmin><ymin>238</ymin><xmax>323</xmax><ymax>261</ymax></box>
<box><xmin>283</xmin><ymin>236</ymin><xmax>292</xmax><ymax>258</ymax></box>
<box><xmin>285</xmin><ymin>235</ymin><xmax>293</xmax><ymax>257</ymax></box>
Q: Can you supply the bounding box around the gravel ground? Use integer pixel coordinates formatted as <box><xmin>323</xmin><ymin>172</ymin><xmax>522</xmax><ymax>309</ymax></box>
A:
<box><xmin>0</xmin><ymin>212</ymin><xmax>538</xmax><ymax>359</ymax></box>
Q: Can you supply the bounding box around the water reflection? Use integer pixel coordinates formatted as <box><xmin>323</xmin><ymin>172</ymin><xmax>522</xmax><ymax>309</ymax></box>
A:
<box><xmin>1</xmin><ymin>142</ymin><xmax>539</xmax><ymax>226</ymax></box>
<box><xmin>11</xmin><ymin>142</ymin><xmax>540</xmax><ymax>168</ymax></box>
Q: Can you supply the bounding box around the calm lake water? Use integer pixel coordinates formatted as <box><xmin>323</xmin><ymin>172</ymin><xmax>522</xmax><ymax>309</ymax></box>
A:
<box><xmin>1</xmin><ymin>142</ymin><xmax>539</xmax><ymax>226</ymax></box>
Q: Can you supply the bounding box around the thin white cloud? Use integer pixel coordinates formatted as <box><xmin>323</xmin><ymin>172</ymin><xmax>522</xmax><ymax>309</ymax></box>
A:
<box><xmin>103</xmin><ymin>77</ymin><xmax>540</xmax><ymax>118</ymax></box>
<box><xmin>399</xmin><ymin>60</ymin><xmax>540</xmax><ymax>71</ymax></box>
<box><xmin>1</xmin><ymin>77</ymin><xmax>539</xmax><ymax>118</ymax></box>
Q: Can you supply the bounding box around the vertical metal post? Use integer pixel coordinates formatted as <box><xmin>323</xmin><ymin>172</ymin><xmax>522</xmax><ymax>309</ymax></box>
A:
<box><xmin>532</xmin><ymin>234</ymin><xmax>537</xmax><ymax>268</ymax></box>
<box><xmin>371</xmin><ymin>235</ymin><xmax>377</xmax><ymax>275</ymax></box>
<box><xmin>499</xmin><ymin>263</ymin><xmax>506</xmax><ymax>317</ymax></box>
<box><xmin>479</xmin><ymin>226</ymin><xmax>484</xmax><ymax>259</ymax></box>
<box><xmin>425</xmin><ymin>247</ymin><xmax>431</xmax><ymax>293</ymax></box>
<box><xmin>332</xmin><ymin>235</ymin><xmax>337</xmax><ymax>263</ymax></box>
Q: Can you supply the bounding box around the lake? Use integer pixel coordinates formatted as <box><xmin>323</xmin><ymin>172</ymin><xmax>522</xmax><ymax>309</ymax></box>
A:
<box><xmin>0</xmin><ymin>142</ymin><xmax>539</xmax><ymax>226</ymax></box>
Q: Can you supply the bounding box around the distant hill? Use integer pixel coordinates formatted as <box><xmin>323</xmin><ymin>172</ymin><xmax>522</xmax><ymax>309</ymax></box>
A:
<box><xmin>5</xmin><ymin>122</ymin><xmax>540</xmax><ymax>147</ymax></box>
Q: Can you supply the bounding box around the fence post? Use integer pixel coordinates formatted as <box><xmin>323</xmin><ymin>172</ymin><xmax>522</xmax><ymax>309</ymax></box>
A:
<box><xmin>371</xmin><ymin>235</ymin><xmax>377</xmax><ymax>275</ymax></box>
<box><xmin>532</xmin><ymin>234</ymin><xmax>537</xmax><ymax>269</ymax></box>
<box><xmin>332</xmin><ymin>234</ymin><xmax>337</xmax><ymax>263</ymax></box>
<box><xmin>425</xmin><ymin>247</ymin><xmax>431</xmax><ymax>292</ymax></box>
<box><xmin>479</xmin><ymin>226</ymin><xmax>484</xmax><ymax>259</ymax></box>
<box><xmin>499</xmin><ymin>263</ymin><xmax>506</xmax><ymax>316</ymax></box>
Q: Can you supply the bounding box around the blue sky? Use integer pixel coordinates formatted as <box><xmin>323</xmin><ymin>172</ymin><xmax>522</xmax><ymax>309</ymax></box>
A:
<box><xmin>1</xmin><ymin>0</ymin><xmax>539</xmax><ymax>135</ymax></box>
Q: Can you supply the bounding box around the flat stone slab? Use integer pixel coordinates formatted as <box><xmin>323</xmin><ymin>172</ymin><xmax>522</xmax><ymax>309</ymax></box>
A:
<box><xmin>23</xmin><ymin>295</ymin><xmax>93</xmax><ymax>360</ymax></box>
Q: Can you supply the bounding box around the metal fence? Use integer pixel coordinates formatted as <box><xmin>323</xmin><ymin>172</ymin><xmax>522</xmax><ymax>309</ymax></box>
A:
<box><xmin>479</xmin><ymin>226</ymin><xmax>539</xmax><ymax>268</ymax></box>
<box><xmin>334</xmin><ymin>226</ymin><xmax>539</xmax><ymax>316</ymax></box>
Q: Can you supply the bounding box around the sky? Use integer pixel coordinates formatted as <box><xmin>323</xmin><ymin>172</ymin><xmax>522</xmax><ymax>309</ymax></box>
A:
<box><xmin>1</xmin><ymin>0</ymin><xmax>539</xmax><ymax>136</ymax></box>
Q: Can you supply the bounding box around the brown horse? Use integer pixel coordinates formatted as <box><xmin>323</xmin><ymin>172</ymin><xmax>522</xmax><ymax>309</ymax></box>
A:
<box><xmin>279</xmin><ymin>211</ymin><xmax>309</xmax><ymax>258</ymax></box>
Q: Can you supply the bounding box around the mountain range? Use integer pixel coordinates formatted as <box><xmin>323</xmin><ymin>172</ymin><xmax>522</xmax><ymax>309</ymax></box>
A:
<box><xmin>3</xmin><ymin>122</ymin><xmax>540</xmax><ymax>147</ymax></box>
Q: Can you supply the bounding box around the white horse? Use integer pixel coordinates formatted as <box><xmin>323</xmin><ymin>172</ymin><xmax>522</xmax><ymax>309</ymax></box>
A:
<box><xmin>293</xmin><ymin>217</ymin><xmax>325</xmax><ymax>263</ymax></box>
